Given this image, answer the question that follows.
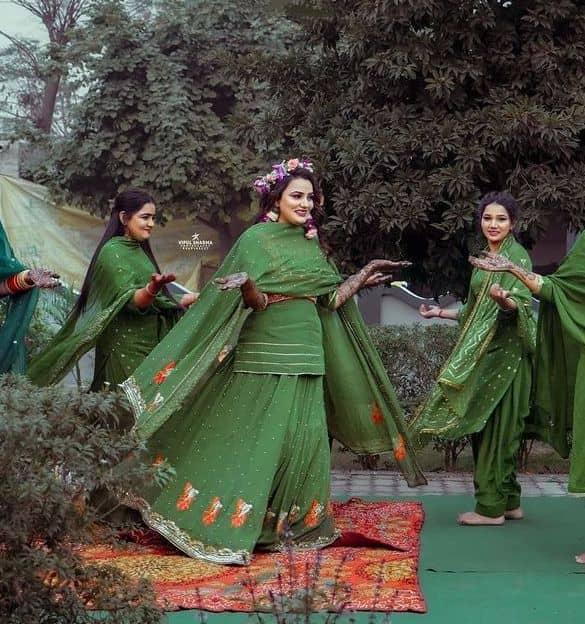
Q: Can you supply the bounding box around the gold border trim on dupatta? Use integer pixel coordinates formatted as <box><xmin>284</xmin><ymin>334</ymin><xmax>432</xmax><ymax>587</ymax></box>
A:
<box><xmin>121</xmin><ymin>492</ymin><xmax>252</xmax><ymax>566</ymax></box>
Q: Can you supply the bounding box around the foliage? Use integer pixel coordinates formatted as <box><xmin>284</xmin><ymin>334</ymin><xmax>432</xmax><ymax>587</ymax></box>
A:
<box><xmin>0</xmin><ymin>374</ymin><xmax>173</xmax><ymax>623</ymax></box>
<box><xmin>368</xmin><ymin>322</ymin><xmax>458</xmax><ymax>415</ymax></box>
<box><xmin>0</xmin><ymin>0</ymin><xmax>91</xmax><ymax>134</ymax></box>
<box><xmin>367</xmin><ymin>322</ymin><xmax>470</xmax><ymax>471</ymax></box>
<box><xmin>239</xmin><ymin>0</ymin><xmax>585</xmax><ymax>297</ymax></box>
<box><xmin>29</xmin><ymin>0</ymin><xmax>298</xmax><ymax>240</ymax></box>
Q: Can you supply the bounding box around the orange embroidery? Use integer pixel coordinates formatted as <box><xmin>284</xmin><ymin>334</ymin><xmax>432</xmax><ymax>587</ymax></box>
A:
<box><xmin>154</xmin><ymin>361</ymin><xmax>176</xmax><ymax>385</ymax></box>
<box><xmin>202</xmin><ymin>496</ymin><xmax>223</xmax><ymax>525</ymax></box>
<box><xmin>231</xmin><ymin>498</ymin><xmax>253</xmax><ymax>528</ymax></box>
<box><xmin>394</xmin><ymin>434</ymin><xmax>407</xmax><ymax>462</ymax></box>
<box><xmin>176</xmin><ymin>482</ymin><xmax>199</xmax><ymax>511</ymax></box>
<box><xmin>304</xmin><ymin>500</ymin><xmax>324</xmax><ymax>528</ymax></box>
<box><xmin>371</xmin><ymin>402</ymin><xmax>384</xmax><ymax>424</ymax></box>
<box><xmin>152</xmin><ymin>454</ymin><xmax>165</xmax><ymax>466</ymax></box>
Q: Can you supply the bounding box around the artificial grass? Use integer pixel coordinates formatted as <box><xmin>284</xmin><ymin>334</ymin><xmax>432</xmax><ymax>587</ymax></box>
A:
<box><xmin>163</xmin><ymin>495</ymin><xmax>585</xmax><ymax>624</ymax></box>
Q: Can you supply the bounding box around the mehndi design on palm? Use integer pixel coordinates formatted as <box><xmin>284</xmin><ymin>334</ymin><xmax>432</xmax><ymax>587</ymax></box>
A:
<box><xmin>28</xmin><ymin>267</ymin><xmax>60</xmax><ymax>289</ymax></box>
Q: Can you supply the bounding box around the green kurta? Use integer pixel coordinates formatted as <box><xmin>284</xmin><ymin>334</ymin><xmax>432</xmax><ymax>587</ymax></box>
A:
<box><xmin>121</xmin><ymin>222</ymin><xmax>426</xmax><ymax>565</ymax></box>
<box><xmin>0</xmin><ymin>220</ymin><xmax>39</xmax><ymax>374</ymax></box>
<box><xmin>411</xmin><ymin>235</ymin><xmax>536</xmax><ymax>516</ymax></box>
<box><xmin>28</xmin><ymin>237</ymin><xmax>179</xmax><ymax>389</ymax></box>
<box><xmin>530</xmin><ymin>232</ymin><xmax>585</xmax><ymax>494</ymax></box>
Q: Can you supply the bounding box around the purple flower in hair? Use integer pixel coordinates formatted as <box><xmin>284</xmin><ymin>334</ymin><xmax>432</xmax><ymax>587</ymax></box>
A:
<box><xmin>272</xmin><ymin>163</ymin><xmax>287</xmax><ymax>181</ymax></box>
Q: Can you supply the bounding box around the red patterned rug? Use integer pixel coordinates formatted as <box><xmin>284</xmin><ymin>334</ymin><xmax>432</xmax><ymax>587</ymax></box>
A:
<box><xmin>82</xmin><ymin>498</ymin><xmax>426</xmax><ymax>613</ymax></box>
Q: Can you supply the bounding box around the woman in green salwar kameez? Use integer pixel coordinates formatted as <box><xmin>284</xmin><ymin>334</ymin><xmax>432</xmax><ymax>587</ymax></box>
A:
<box><xmin>28</xmin><ymin>189</ymin><xmax>195</xmax><ymax>389</ymax></box>
<box><xmin>120</xmin><ymin>159</ymin><xmax>426</xmax><ymax>565</ymax></box>
<box><xmin>471</xmin><ymin>226</ymin><xmax>585</xmax><ymax>561</ymax></box>
<box><xmin>411</xmin><ymin>192</ymin><xmax>536</xmax><ymax>525</ymax></box>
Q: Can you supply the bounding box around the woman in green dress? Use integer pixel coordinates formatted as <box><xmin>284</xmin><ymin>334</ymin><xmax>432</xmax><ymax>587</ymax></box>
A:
<box><xmin>120</xmin><ymin>159</ymin><xmax>426</xmax><ymax>565</ymax></box>
<box><xmin>411</xmin><ymin>192</ymin><xmax>536</xmax><ymax>525</ymax></box>
<box><xmin>470</xmin><ymin>228</ymin><xmax>585</xmax><ymax>561</ymax></box>
<box><xmin>0</xmin><ymin>220</ymin><xmax>60</xmax><ymax>374</ymax></box>
<box><xmin>28</xmin><ymin>189</ymin><xmax>196</xmax><ymax>389</ymax></box>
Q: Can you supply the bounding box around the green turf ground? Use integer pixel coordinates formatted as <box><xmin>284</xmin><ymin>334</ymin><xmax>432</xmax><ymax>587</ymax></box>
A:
<box><xmin>163</xmin><ymin>495</ymin><xmax>585</xmax><ymax>624</ymax></box>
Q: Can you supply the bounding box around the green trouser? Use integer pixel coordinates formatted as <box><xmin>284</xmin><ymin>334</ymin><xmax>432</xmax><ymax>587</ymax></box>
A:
<box><xmin>471</xmin><ymin>358</ymin><xmax>531</xmax><ymax>517</ymax></box>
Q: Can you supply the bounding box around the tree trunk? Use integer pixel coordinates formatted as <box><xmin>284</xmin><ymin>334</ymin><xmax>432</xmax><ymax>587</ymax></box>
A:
<box><xmin>36</xmin><ymin>73</ymin><xmax>61</xmax><ymax>133</ymax></box>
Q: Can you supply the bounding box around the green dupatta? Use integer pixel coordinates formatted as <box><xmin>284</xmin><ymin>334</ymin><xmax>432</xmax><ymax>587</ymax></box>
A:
<box><xmin>28</xmin><ymin>237</ymin><xmax>178</xmax><ymax>386</ymax></box>
<box><xmin>411</xmin><ymin>235</ymin><xmax>535</xmax><ymax>440</ymax></box>
<box><xmin>529</xmin><ymin>233</ymin><xmax>585</xmax><ymax>462</ymax></box>
<box><xmin>0</xmin><ymin>220</ymin><xmax>39</xmax><ymax>374</ymax></box>
<box><xmin>122</xmin><ymin>222</ymin><xmax>426</xmax><ymax>487</ymax></box>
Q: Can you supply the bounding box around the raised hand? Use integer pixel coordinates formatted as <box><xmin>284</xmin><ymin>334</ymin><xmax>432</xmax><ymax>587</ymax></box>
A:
<box><xmin>28</xmin><ymin>267</ymin><xmax>60</xmax><ymax>289</ymax></box>
<box><xmin>214</xmin><ymin>272</ymin><xmax>249</xmax><ymax>291</ymax></box>
<box><xmin>149</xmin><ymin>272</ymin><xmax>176</xmax><ymax>294</ymax></box>
<box><xmin>363</xmin><ymin>272</ymin><xmax>393</xmax><ymax>287</ymax></box>
<box><xmin>367</xmin><ymin>259</ymin><xmax>412</xmax><ymax>272</ymax></box>
<box><xmin>469</xmin><ymin>252</ymin><xmax>515</xmax><ymax>273</ymax></box>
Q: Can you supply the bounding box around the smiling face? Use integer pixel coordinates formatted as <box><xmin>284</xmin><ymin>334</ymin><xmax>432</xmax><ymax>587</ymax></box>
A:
<box><xmin>121</xmin><ymin>202</ymin><xmax>156</xmax><ymax>242</ymax></box>
<box><xmin>276</xmin><ymin>177</ymin><xmax>314</xmax><ymax>226</ymax></box>
<box><xmin>481</xmin><ymin>202</ymin><xmax>513</xmax><ymax>250</ymax></box>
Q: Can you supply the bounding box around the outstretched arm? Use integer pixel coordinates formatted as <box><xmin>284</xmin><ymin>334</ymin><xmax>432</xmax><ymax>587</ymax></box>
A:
<box><xmin>334</xmin><ymin>259</ymin><xmax>411</xmax><ymax>309</ymax></box>
<box><xmin>0</xmin><ymin>268</ymin><xmax>60</xmax><ymax>295</ymax></box>
<box><xmin>134</xmin><ymin>272</ymin><xmax>176</xmax><ymax>309</ymax></box>
<box><xmin>469</xmin><ymin>253</ymin><xmax>543</xmax><ymax>295</ymax></box>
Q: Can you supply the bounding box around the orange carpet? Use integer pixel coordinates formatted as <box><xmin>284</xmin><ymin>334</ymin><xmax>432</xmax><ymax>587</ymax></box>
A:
<box><xmin>83</xmin><ymin>498</ymin><xmax>426</xmax><ymax>613</ymax></box>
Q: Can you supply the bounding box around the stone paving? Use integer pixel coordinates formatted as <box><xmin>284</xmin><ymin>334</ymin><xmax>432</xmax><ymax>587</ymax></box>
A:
<box><xmin>331</xmin><ymin>469</ymin><xmax>569</xmax><ymax>497</ymax></box>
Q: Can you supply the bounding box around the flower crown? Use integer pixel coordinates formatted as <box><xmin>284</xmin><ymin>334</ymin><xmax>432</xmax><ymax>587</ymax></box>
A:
<box><xmin>253</xmin><ymin>158</ymin><xmax>314</xmax><ymax>195</ymax></box>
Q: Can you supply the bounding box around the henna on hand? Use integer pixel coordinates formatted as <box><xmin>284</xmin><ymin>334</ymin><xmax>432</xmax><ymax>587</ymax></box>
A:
<box><xmin>214</xmin><ymin>272</ymin><xmax>249</xmax><ymax>290</ymax></box>
<box><xmin>334</xmin><ymin>259</ymin><xmax>410</xmax><ymax>309</ymax></box>
<box><xmin>215</xmin><ymin>272</ymin><xmax>267</xmax><ymax>310</ymax></box>
<box><xmin>28</xmin><ymin>268</ymin><xmax>60</xmax><ymax>289</ymax></box>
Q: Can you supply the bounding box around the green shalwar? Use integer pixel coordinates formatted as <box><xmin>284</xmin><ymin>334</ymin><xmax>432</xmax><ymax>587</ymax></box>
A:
<box><xmin>121</xmin><ymin>222</ymin><xmax>426</xmax><ymax>565</ymax></box>
<box><xmin>411</xmin><ymin>235</ymin><xmax>536</xmax><ymax>517</ymax></box>
<box><xmin>528</xmin><ymin>232</ymin><xmax>585</xmax><ymax>494</ymax></box>
<box><xmin>0</xmin><ymin>220</ymin><xmax>39</xmax><ymax>374</ymax></box>
<box><xmin>28</xmin><ymin>237</ymin><xmax>179</xmax><ymax>389</ymax></box>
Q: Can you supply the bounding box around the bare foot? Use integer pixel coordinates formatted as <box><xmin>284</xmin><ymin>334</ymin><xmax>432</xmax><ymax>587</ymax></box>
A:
<box><xmin>575</xmin><ymin>553</ymin><xmax>585</xmax><ymax>564</ymax></box>
<box><xmin>504</xmin><ymin>507</ymin><xmax>524</xmax><ymax>520</ymax></box>
<box><xmin>457</xmin><ymin>511</ymin><xmax>504</xmax><ymax>526</ymax></box>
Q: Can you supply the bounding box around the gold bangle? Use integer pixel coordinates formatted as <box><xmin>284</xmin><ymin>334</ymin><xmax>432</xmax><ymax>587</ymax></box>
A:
<box><xmin>17</xmin><ymin>271</ymin><xmax>30</xmax><ymax>289</ymax></box>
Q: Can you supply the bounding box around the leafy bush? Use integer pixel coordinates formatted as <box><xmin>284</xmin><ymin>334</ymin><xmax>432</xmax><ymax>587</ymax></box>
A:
<box><xmin>367</xmin><ymin>323</ymin><xmax>470</xmax><ymax>471</ymax></box>
<box><xmin>367</xmin><ymin>323</ymin><xmax>457</xmax><ymax>416</ymax></box>
<box><xmin>0</xmin><ymin>374</ymin><xmax>173</xmax><ymax>623</ymax></box>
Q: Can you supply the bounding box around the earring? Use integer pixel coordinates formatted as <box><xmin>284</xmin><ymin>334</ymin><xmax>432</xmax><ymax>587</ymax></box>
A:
<box><xmin>266</xmin><ymin>209</ymin><xmax>279</xmax><ymax>222</ymax></box>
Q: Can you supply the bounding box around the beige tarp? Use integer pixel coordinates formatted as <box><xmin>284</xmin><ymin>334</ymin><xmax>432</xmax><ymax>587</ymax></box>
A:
<box><xmin>0</xmin><ymin>175</ymin><xmax>225</xmax><ymax>292</ymax></box>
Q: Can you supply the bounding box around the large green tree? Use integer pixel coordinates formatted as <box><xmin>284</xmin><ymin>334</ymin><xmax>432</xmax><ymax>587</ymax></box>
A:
<box><xmin>31</xmin><ymin>0</ymin><xmax>295</xmax><ymax>246</ymax></box>
<box><xmin>240</xmin><ymin>0</ymin><xmax>585</xmax><ymax>296</ymax></box>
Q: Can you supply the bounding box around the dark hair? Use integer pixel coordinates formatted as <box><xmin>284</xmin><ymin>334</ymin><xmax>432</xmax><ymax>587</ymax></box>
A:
<box><xmin>76</xmin><ymin>189</ymin><xmax>169</xmax><ymax>313</ymax></box>
<box><xmin>257</xmin><ymin>167</ymin><xmax>323</xmax><ymax>236</ymax></box>
<box><xmin>475</xmin><ymin>191</ymin><xmax>520</xmax><ymax>223</ymax></box>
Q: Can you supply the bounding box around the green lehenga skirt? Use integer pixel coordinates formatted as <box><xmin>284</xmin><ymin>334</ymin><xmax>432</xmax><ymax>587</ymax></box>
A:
<box><xmin>125</xmin><ymin>360</ymin><xmax>338</xmax><ymax>565</ymax></box>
